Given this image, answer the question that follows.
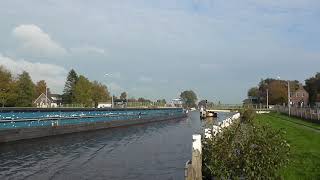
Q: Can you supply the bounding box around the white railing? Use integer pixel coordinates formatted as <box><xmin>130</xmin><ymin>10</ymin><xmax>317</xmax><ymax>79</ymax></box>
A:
<box><xmin>186</xmin><ymin>113</ymin><xmax>241</xmax><ymax>180</ymax></box>
<box><xmin>204</xmin><ymin>113</ymin><xmax>240</xmax><ymax>139</ymax></box>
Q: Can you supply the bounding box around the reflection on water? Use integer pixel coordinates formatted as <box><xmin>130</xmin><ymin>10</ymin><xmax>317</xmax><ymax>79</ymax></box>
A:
<box><xmin>0</xmin><ymin>111</ymin><xmax>232</xmax><ymax>180</ymax></box>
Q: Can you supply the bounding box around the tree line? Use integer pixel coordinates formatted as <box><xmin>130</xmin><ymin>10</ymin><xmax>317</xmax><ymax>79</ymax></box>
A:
<box><xmin>247</xmin><ymin>72</ymin><xmax>320</xmax><ymax>106</ymax></box>
<box><xmin>0</xmin><ymin>65</ymin><xmax>169</xmax><ymax>107</ymax></box>
<box><xmin>0</xmin><ymin>66</ymin><xmax>44</xmax><ymax>107</ymax></box>
<box><xmin>0</xmin><ymin>66</ymin><xmax>111</xmax><ymax>107</ymax></box>
<box><xmin>62</xmin><ymin>69</ymin><xmax>110</xmax><ymax>107</ymax></box>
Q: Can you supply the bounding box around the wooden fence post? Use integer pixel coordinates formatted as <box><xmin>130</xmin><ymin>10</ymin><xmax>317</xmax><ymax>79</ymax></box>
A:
<box><xmin>191</xmin><ymin>134</ymin><xmax>202</xmax><ymax>180</ymax></box>
<box><xmin>309</xmin><ymin>108</ymin><xmax>312</xmax><ymax>120</ymax></box>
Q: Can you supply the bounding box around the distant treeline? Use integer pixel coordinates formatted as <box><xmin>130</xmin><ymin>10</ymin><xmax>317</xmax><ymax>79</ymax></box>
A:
<box><xmin>0</xmin><ymin>65</ymin><xmax>165</xmax><ymax>107</ymax></box>
<box><xmin>247</xmin><ymin>72</ymin><xmax>320</xmax><ymax>106</ymax></box>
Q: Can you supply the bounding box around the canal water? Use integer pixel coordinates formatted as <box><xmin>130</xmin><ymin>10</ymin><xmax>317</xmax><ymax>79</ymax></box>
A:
<box><xmin>0</xmin><ymin>111</ymin><xmax>232</xmax><ymax>180</ymax></box>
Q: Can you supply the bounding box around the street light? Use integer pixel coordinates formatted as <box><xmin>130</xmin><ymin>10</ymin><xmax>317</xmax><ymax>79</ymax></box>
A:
<box><xmin>277</xmin><ymin>76</ymin><xmax>291</xmax><ymax>116</ymax></box>
<box><xmin>45</xmin><ymin>86</ymin><xmax>49</xmax><ymax>108</ymax></box>
<box><xmin>104</xmin><ymin>73</ymin><xmax>114</xmax><ymax>108</ymax></box>
<box><xmin>288</xmin><ymin>80</ymin><xmax>291</xmax><ymax>116</ymax></box>
<box><xmin>266</xmin><ymin>89</ymin><xmax>269</xmax><ymax>109</ymax></box>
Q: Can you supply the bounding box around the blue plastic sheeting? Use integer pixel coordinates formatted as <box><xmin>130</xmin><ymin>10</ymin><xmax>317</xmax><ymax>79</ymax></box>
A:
<box><xmin>0</xmin><ymin>109</ymin><xmax>184</xmax><ymax>130</ymax></box>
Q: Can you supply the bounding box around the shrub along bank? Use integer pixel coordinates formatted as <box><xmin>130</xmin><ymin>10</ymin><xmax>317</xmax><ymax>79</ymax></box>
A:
<box><xmin>202</xmin><ymin>109</ymin><xmax>290</xmax><ymax>179</ymax></box>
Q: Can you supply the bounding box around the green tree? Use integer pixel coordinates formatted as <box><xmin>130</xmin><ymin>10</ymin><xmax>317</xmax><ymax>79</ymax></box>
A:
<box><xmin>247</xmin><ymin>87</ymin><xmax>259</xmax><ymax>98</ymax></box>
<box><xmin>157</xmin><ymin>99</ymin><xmax>166</xmax><ymax>104</ymax></box>
<box><xmin>74</xmin><ymin>75</ymin><xmax>93</xmax><ymax>107</ymax></box>
<box><xmin>256</xmin><ymin>79</ymin><xmax>299</xmax><ymax>105</ymax></box>
<box><xmin>63</xmin><ymin>69</ymin><xmax>78</xmax><ymax>104</ymax></box>
<box><xmin>137</xmin><ymin>97</ymin><xmax>151</xmax><ymax>102</ymax></box>
<box><xmin>268</xmin><ymin>81</ymin><xmax>288</xmax><ymax>105</ymax></box>
<box><xmin>305</xmin><ymin>72</ymin><xmax>320</xmax><ymax>105</ymax></box>
<box><xmin>35</xmin><ymin>80</ymin><xmax>50</xmax><ymax>97</ymax></box>
<box><xmin>91</xmin><ymin>81</ymin><xmax>110</xmax><ymax>107</ymax></box>
<box><xmin>120</xmin><ymin>92</ymin><xmax>127</xmax><ymax>100</ymax></box>
<box><xmin>0</xmin><ymin>66</ymin><xmax>13</xmax><ymax>107</ymax></box>
<box><xmin>16</xmin><ymin>71</ymin><xmax>36</xmax><ymax>107</ymax></box>
<box><xmin>5</xmin><ymin>81</ymin><xmax>19</xmax><ymax>107</ymax></box>
<box><xmin>180</xmin><ymin>90</ymin><xmax>197</xmax><ymax>108</ymax></box>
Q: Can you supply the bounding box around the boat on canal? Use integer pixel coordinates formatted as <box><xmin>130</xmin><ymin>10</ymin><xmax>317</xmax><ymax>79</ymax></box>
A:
<box><xmin>200</xmin><ymin>108</ymin><xmax>217</xmax><ymax>119</ymax></box>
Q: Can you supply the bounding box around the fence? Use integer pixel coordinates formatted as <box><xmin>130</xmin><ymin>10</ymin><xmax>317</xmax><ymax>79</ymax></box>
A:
<box><xmin>277</xmin><ymin>106</ymin><xmax>320</xmax><ymax>122</ymax></box>
<box><xmin>208</xmin><ymin>104</ymin><xmax>272</xmax><ymax>111</ymax></box>
<box><xmin>127</xmin><ymin>102</ymin><xmax>166</xmax><ymax>108</ymax></box>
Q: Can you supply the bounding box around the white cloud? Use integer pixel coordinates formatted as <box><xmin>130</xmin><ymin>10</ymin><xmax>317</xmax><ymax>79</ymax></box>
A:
<box><xmin>70</xmin><ymin>46</ymin><xmax>107</xmax><ymax>55</ymax></box>
<box><xmin>138</xmin><ymin>76</ymin><xmax>152</xmax><ymax>83</ymax></box>
<box><xmin>111</xmin><ymin>72</ymin><xmax>122</xmax><ymax>79</ymax></box>
<box><xmin>108</xmin><ymin>82</ymin><xmax>124</xmax><ymax>95</ymax></box>
<box><xmin>0</xmin><ymin>53</ymin><xmax>67</xmax><ymax>93</ymax></box>
<box><xmin>199</xmin><ymin>63</ymin><xmax>220</xmax><ymax>70</ymax></box>
<box><xmin>246</xmin><ymin>0</ymin><xmax>319</xmax><ymax>9</ymax></box>
<box><xmin>12</xmin><ymin>24</ymin><xmax>67</xmax><ymax>57</ymax></box>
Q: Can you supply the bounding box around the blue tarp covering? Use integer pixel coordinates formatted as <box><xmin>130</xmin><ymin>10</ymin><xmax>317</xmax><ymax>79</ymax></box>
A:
<box><xmin>0</xmin><ymin>109</ymin><xmax>184</xmax><ymax>130</ymax></box>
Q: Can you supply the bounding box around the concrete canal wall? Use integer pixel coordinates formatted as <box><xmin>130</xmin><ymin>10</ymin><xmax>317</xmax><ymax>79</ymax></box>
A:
<box><xmin>0</xmin><ymin>108</ymin><xmax>186</xmax><ymax>143</ymax></box>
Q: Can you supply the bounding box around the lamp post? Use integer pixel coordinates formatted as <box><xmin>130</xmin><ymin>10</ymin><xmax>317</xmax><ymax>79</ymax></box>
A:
<box><xmin>266</xmin><ymin>89</ymin><xmax>269</xmax><ymax>109</ymax></box>
<box><xmin>45</xmin><ymin>86</ymin><xmax>48</xmax><ymax>108</ymax></box>
<box><xmin>104</xmin><ymin>73</ymin><xmax>114</xmax><ymax>108</ymax></box>
<box><xmin>288</xmin><ymin>80</ymin><xmax>291</xmax><ymax>116</ymax></box>
<box><xmin>277</xmin><ymin>76</ymin><xmax>291</xmax><ymax>115</ymax></box>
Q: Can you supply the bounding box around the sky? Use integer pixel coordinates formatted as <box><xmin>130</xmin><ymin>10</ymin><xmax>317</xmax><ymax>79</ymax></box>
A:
<box><xmin>0</xmin><ymin>0</ymin><xmax>319</xmax><ymax>103</ymax></box>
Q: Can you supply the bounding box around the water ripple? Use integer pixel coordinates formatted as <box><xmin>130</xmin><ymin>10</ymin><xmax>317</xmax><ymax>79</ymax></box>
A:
<box><xmin>0</xmin><ymin>112</ymin><xmax>229</xmax><ymax>179</ymax></box>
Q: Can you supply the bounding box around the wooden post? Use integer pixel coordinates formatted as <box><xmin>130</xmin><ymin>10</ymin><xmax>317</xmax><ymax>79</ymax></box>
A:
<box><xmin>191</xmin><ymin>134</ymin><xmax>202</xmax><ymax>180</ymax></box>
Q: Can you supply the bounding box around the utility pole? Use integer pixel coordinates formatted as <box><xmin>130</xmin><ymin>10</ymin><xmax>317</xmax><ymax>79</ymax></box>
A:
<box><xmin>45</xmin><ymin>87</ymin><xmax>48</xmax><ymax>108</ymax></box>
<box><xmin>266</xmin><ymin>89</ymin><xmax>269</xmax><ymax>109</ymax></box>
<box><xmin>288</xmin><ymin>80</ymin><xmax>291</xmax><ymax>116</ymax></box>
<box><xmin>111</xmin><ymin>95</ymin><xmax>114</xmax><ymax>108</ymax></box>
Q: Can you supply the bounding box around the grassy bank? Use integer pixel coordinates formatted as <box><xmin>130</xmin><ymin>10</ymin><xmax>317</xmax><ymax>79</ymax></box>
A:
<box><xmin>256</xmin><ymin>113</ymin><xmax>320</xmax><ymax>179</ymax></box>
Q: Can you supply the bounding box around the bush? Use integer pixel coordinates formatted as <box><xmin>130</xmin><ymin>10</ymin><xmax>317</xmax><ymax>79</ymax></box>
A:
<box><xmin>202</xmin><ymin>110</ymin><xmax>290</xmax><ymax>179</ymax></box>
<box><xmin>240</xmin><ymin>108</ymin><xmax>256</xmax><ymax>123</ymax></box>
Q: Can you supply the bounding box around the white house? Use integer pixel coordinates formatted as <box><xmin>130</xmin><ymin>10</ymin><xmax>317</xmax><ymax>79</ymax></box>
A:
<box><xmin>171</xmin><ymin>98</ymin><xmax>183</xmax><ymax>107</ymax></box>
<box><xmin>97</xmin><ymin>102</ymin><xmax>112</xmax><ymax>108</ymax></box>
<box><xmin>33</xmin><ymin>93</ymin><xmax>62</xmax><ymax>108</ymax></box>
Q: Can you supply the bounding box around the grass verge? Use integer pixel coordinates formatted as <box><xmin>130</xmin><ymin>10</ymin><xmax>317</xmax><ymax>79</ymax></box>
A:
<box><xmin>256</xmin><ymin>113</ymin><xmax>320</xmax><ymax>179</ymax></box>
